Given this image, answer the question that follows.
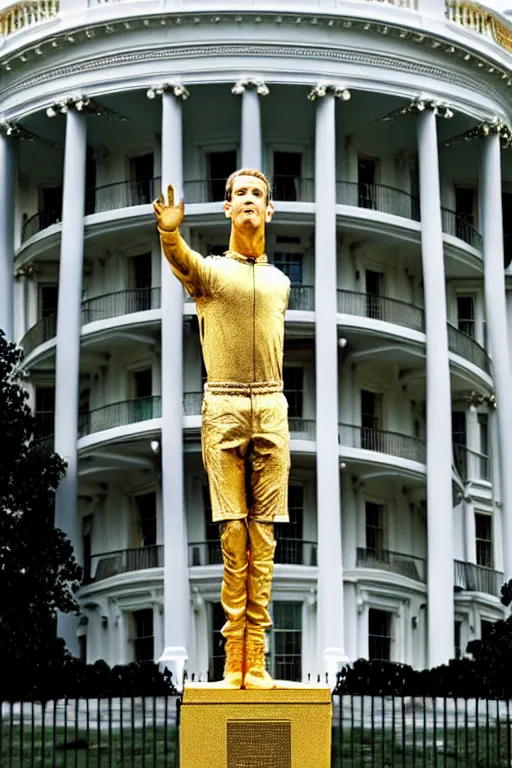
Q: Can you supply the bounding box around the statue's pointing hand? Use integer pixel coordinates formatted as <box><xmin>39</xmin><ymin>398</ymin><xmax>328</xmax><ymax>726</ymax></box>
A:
<box><xmin>153</xmin><ymin>184</ymin><xmax>185</xmax><ymax>232</ymax></box>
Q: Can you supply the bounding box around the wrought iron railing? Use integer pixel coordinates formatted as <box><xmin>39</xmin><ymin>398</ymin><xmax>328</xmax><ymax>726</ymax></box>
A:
<box><xmin>447</xmin><ymin>323</ymin><xmax>491</xmax><ymax>373</ymax></box>
<box><xmin>453</xmin><ymin>444</ymin><xmax>490</xmax><ymax>483</ymax></box>
<box><xmin>289</xmin><ymin>285</ymin><xmax>314</xmax><ymax>311</ymax></box>
<box><xmin>85</xmin><ymin>177</ymin><xmax>161</xmax><ymax>214</ymax></box>
<box><xmin>0</xmin><ymin>1</ymin><xmax>59</xmax><ymax>39</ymax></box>
<box><xmin>441</xmin><ymin>207</ymin><xmax>482</xmax><ymax>250</ymax></box>
<box><xmin>272</xmin><ymin>176</ymin><xmax>314</xmax><ymax>202</ymax></box>
<box><xmin>20</xmin><ymin>314</ymin><xmax>57</xmax><ymax>356</ymax></box>
<box><xmin>337</xmin><ymin>290</ymin><xmax>425</xmax><ymax>332</ymax></box>
<box><xmin>85</xmin><ymin>545</ymin><xmax>163</xmax><ymax>584</ymax></box>
<box><xmin>188</xmin><ymin>538</ymin><xmax>317</xmax><ymax>567</ymax></box>
<box><xmin>78</xmin><ymin>396</ymin><xmax>162</xmax><ymax>437</ymax></box>
<box><xmin>22</xmin><ymin>209</ymin><xmax>61</xmax><ymax>242</ymax></box>
<box><xmin>454</xmin><ymin>559</ymin><xmax>503</xmax><ymax>597</ymax></box>
<box><xmin>289</xmin><ymin>418</ymin><xmax>316</xmax><ymax>440</ymax></box>
<box><xmin>81</xmin><ymin>288</ymin><xmax>161</xmax><ymax>324</ymax></box>
<box><xmin>183</xmin><ymin>178</ymin><xmax>232</xmax><ymax>204</ymax></box>
<box><xmin>357</xmin><ymin>547</ymin><xmax>426</xmax><ymax>582</ymax></box>
<box><xmin>339</xmin><ymin>424</ymin><xmax>426</xmax><ymax>463</ymax></box>
<box><xmin>336</xmin><ymin>181</ymin><xmax>420</xmax><ymax>221</ymax></box>
<box><xmin>183</xmin><ymin>392</ymin><xmax>202</xmax><ymax>416</ymax></box>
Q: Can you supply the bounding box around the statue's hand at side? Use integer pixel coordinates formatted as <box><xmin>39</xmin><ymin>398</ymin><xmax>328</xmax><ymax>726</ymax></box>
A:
<box><xmin>153</xmin><ymin>184</ymin><xmax>185</xmax><ymax>232</ymax></box>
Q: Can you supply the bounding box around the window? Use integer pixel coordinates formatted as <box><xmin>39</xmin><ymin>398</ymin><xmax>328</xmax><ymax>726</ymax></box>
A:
<box><xmin>135</xmin><ymin>492</ymin><xmax>157</xmax><ymax>547</ymax></box>
<box><xmin>275</xmin><ymin>485</ymin><xmax>305</xmax><ymax>565</ymax></box>
<box><xmin>40</xmin><ymin>284</ymin><xmax>59</xmax><ymax>320</ymax></box>
<box><xmin>129</xmin><ymin>154</ymin><xmax>154</xmax><ymax>204</ymax></box>
<box><xmin>365</xmin><ymin>502</ymin><xmax>384</xmax><ymax>552</ymax></box>
<box><xmin>481</xmin><ymin>619</ymin><xmax>494</xmax><ymax>641</ymax></box>
<box><xmin>273</xmin><ymin>251</ymin><xmax>303</xmax><ymax>285</ymax></box>
<box><xmin>79</xmin><ymin>635</ymin><xmax>87</xmax><ymax>664</ymax></box>
<box><xmin>202</xmin><ymin>485</ymin><xmax>221</xmax><ymax>566</ymax></box>
<box><xmin>82</xmin><ymin>514</ymin><xmax>93</xmax><ymax>584</ymax></box>
<box><xmin>35</xmin><ymin>387</ymin><xmax>55</xmax><ymax>438</ymax></box>
<box><xmin>273</xmin><ymin>152</ymin><xmax>302</xmax><ymax>201</ymax></box>
<box><xmin>454</xmin><ymin>620</ymin><xmax>462</xmax><ymax>659</ymax></box>
<box><xmin>457</xmin><ymin>296</ymin><xmax>475</xmax><ymax>338</ymax></box>
<box><xmin>478</xmin><ymin>413</ymin><xmax>489</xmax><ymax>456</ymax></box>
<box><xmin>361</xmin><ymin>390</ymin><xmax>382</xmax><ymax>450</ymax></box>
<box><xmin>365</xmin><ymin>270</ymin><xmax>384</xmax><ymax>320</ymax></box>
<box><xmin>129</xmin><ymin>253</ymin><xmax>152</xmax><ymax>311</ymax></box>
<box><xmin>455</xmin><ymin>187</ymin><xmax>475</xmax><ymax>240</ymax></box>
<box><xmin>452</xmin><ymin>411</ymin><xmax>467</xmax><ymax>446</ymax></box>
<box><xmin>475</xmin><ymin>513</ymin><xmax>492</xmax><ymax>568</ymax></box>
<box><xmin>132</xmin><ymin>609</ymin><xmax>154</xmax><ymax>662</ymax></box>
<box><xmin>270</xmin><ymin>602</ymin><xmax>302</xmax><ymax>682</ymax></box>
<box><xmin>358</xmin><ymin>157</ymin><xmax>378</xmax><ymax>209</ymax></box>
<box><xmin>368</xmin><ymin>608</ymin><xmax>392</xmax><ymax>661</ymax></box>
<box><xmin>502</xmin><ymin>192</ymin><xmax>512</xmax><ymax>268</ymax></box>
<box><xmin>284</xmin><ymin>367</ymin><xmax>304</xmax><ymax>419</ymax></box>
<box><xmin>209</xmin><ymin>601</ymin><xmax>226</xmax><ymax>682</ymax></box>
<box><xmin>207</xmin><ymin>151</ymin><xmax>237</xmax><ymax>202</ymax></box>
<box><xmin>40</xmin><ymin>186</ymin><xmax>63</xmax><ymax>221</ymax></box>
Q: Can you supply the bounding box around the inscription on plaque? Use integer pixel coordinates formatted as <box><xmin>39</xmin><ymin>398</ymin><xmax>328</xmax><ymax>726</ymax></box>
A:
<box><xmin>227</xmin><ymin>720</ymin><xmax>291</xmax><ymax>768</ymax></box>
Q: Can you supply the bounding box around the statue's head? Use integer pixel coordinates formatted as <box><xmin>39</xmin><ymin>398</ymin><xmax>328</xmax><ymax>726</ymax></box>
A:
<box><xmin>223</xmin><ymin>169</ymin><xmax>274</xmax><ymax>232</ymax></box>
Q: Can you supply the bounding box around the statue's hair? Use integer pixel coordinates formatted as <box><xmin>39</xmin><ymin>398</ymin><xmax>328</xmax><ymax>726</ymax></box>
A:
<box><xmin>224</xmin><ymin>169</ymin><xmax>272</xmax><ymax>204</ymax></box>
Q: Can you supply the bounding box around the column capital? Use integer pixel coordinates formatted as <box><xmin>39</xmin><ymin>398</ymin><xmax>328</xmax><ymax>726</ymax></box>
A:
<box><xmin>466</xmin><ymin>390</ymin><xmax>497</xmax><ymax>410</ymax></box>
<box><xmin>401</xmin><ymin>93</ymin><xmax>453</xmax><ymax>119</ymax></box>
<box><xmin>15</xmin><ymin>262</ymin><xmax>37</xmax><ymax>280</ymax></box>
<box><xmin>477</xmin><ymin>116</ymin><xmax>512</xmax><ymax>148</ymax></box>
<box><xmin>232</xmin><ymin>78</ymin><xmax>269</xmax><ymax>96</ymax></box>
<box><xmin>147</xmin><ymin>82</ymin><xmax>189</xmax><ymax>101</ymax></box>
<box><xmin>307</xmin><ymin>83</ymin><xmax>351</xmax><ymax>102</ymax></box>
<box><xmin>46</xmin><ymin>94</ymin><xmax>97</xmax><ymax>118</ymax></box>
<box><xmin>0</xmin><ymin>119</ymin><xmax>20</xmax><ymax>138</ymax></box>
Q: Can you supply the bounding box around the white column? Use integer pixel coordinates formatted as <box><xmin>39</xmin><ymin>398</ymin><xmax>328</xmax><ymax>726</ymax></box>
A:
<box><xmin>232</xmin><ymin>79</ymin><xmax>268</xmax><ymax>170</ymax></box>
<box><xmin>415</xmin><ymin>101</ymin><xmax>454</xmax><ymax>667</ymax></box>
<box><xmin>310</xmin><ymin>84</ymin><xmax>349</xmax><ymax>682</ymax></box>
<box><xmin>157</xmin><ymin>85</ymin><xmax>190</xmax><ymax>686</ymax></box>
<box><xmin>480</xmin><ymin>129</ymin><xmax>512</xmax><ymax>581</ymax></box>
<box><xmin>0</xmin><ymin>130</ymin><xmax>17</xmax><ymax>340</ymax></box>
<box><xmin>464</xmin><ymin>498</ymin><xmax>476</xmax><ymax>563</ymax></box>
<box><xmin>54</xmin><ymin>107</ymin><xmax>87</xmax><ymax>657</ymax></box>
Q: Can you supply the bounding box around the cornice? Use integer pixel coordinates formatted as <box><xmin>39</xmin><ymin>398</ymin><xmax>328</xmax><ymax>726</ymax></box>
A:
<box><xmin>1</xmin><ymin>42</ymin><xmax>511</xmax><ymax>122</ymax></box>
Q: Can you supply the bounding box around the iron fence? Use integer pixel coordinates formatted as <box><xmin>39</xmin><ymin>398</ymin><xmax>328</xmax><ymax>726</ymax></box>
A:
<box><xmin>81</xmin><ymin>288</ymin><xmax>161</xmax><ymax>324</ymax></box>
<box><xmin>441</xmin><ymin>207</ymin><xmax>483</xmax><ymax>250</ymax></box>
<box><xmin>289</xmin><ymin>284</ymin><xmax>314</xmax><ymax>311</ymax></box>
<box><xmin>289</xmin><ymin>417</ymin><xmax>316</xmax><ymax>440</ymax></box>
<box><xmin>339</xmin><ymin>424</ymin><xmax>426</xmax><ymax>463</ymax></box>
<box><xmin>332</xmin><ymin>694</ymin><xmax>512</xmax><ymax>767</ymax></box>
<box><xmin>21</xmin><ymin>209</ymin><xmax>61</xmax><ymax>243</ymax></box>
<box><xmin>78</xmin><ymin>396</ymin><xmax>162</xmax><ymax>437</ymax></box>
<box><xmin>21</xmin><ymin>314</ymin><xmax>57</xmax><ymax>356</ymax></box>
<box><xmin>336</xmin><ymin>181</ymin><xmax>420</xmax><ymax>220</ymax></box>
<box><xmin>447</xmin><ymin>323</ymin><xmax>491</xmax><ymax>374</ymax></box>
<box><xmin>0</xmin><ymin>696</ymin><xmax>179</xmax><ymax>767</ymax></box>
<box><xmin>357</xmin><ymin>547</ymin><xmax>426</xmax><ymax>582</ymax></box>
<box><xmin>86</xmin><ymin>545</ymin><xmax>164</xmax><ymax>584</ymax></box>
<box><xmin>272</xmin><ymin>175</ymin><xmax>314</xmax><ymax>202</ymax></box>
<box><xmin>337</xmin><ymin>290</ymin><xmax>425</xmax><ymax>332</ymax></box>
<box><xmin>86</xmin><ymin>177</ymin><xmax>161</xmax><ymax>214</ymax></box>
<box><xmin>454</xmin><ymin>559</ymin><xmax>503</xmax><ymax>597</ymax></box>
<box><xmin>188</xmin><ymin>538</ymin><xmax>317</xmax><ymax>567</ymax></box>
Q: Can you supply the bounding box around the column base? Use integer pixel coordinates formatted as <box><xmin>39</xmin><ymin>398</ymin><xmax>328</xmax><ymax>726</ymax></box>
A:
<box><xmin>323</xmin><ymin>647</ymin><xmax>350</xmax><ymax>688</ymax></box>
<box><xmin>158</xmin><ymin>646</ymin><xmax>188</xmax><ymax>690</ymax></box>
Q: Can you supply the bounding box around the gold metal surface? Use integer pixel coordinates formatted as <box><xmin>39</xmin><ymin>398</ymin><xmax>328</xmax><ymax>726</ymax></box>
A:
<box><xmin>180</xmin><ymin>685</ymin><xmax>332</xmax><ymax>768</ymax></box>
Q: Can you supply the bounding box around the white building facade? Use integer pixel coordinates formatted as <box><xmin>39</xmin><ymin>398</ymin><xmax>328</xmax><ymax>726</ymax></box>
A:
<box><xmin>2</xmin><ymin>0</ymin><xmax>512</xmax><ymax>681</ymax></box>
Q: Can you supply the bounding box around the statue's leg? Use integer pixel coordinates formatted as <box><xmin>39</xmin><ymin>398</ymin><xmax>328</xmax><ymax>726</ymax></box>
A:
<box><xmin>244</xmin><ymin>391</ymin><xmax>291</xmax><ymax>689</ymax></box>
<box><xmin>201</xmin><ymin>390</ymin><xmax>251</xmax><ymax>687</ymax></box>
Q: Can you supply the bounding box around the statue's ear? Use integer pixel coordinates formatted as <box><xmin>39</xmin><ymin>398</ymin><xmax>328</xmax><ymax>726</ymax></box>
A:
<box><xmin>266</xmin><ymin>201</ymin><xmax>275</xmax><ymax>223</ymax></box>
<box><xmin>223</xmin><ymin>200</ymin><xmax>232</xmax><ymax>219</ymax></box>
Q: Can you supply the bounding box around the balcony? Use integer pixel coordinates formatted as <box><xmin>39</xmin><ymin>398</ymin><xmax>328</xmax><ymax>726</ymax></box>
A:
<box><xmin>336</xmin><ymin>182</ymin><xmax>420</xmax><ymax>221</ymax></box>
<box><xmin>441</xmin><ymin>208</ymin><xmax>482</xmax><ymax>250</ymax></box>
<box><xmin>21</xmin><ymin>314</ymin><xmax>57</xmax><ymax>357</ymax></box>
<box><xmin>81</xmin><ymin>288</ymin><xmax>161</xmax><ymax>324</ymax></box>
<box><xmin>357</xmin><ymin>547</ymin><xmax>426</xmax><ymax>582</ymax></box>
<box><xmin>337</xmin><ymin>290</ymin><xmax>425</xmax><ymax>333</ymax></box>
<box><xmin>188</xmin><ymin>538</ymin><xmax>317</xmax><ymax>567</ymax></box>
<box><xmin>84</xmin><ymin>545</ymin><xmax>164</xmax><ymax>584</ymax></box>
<box><xmin>447</xmin><ymin>323</ymin><xmax>491</xmax><ymax>374</ymax></box>
<box><xmin>454</xmin><ymin>560</ymin><xmax>503</xmax><ymax>597</ymax></box>
<box><xmin>446</xmin><ymin>1</ymin><xmax>512</xmax><ymax>56</ymax></box>
<box><xmin>339</xmin><ymin>424</ymin><xmax>426</xmax><ymax>463</ymax></box>
<box><xmin>453</xmin><ymin>444</ymin><xmax>490</xmax><ymax>483</ymax></box>
<box><xmin>78</xmin><ymin>396</ymin><xmax>161</xmax><ymax>438</ymax></box>
<box><xmin>272</xmin><ymin>176</ymin><xmax>314</xmax><ymax>203</ymax></box>
<box><xmin>289</xmin><ymin>285</ymin><xmax>314</xmax><ymax>311</ymax></box>
<box><xmin>1</xmin><ymin>1</ymin><xmax>59</xmax><ymax>41</ymax></box>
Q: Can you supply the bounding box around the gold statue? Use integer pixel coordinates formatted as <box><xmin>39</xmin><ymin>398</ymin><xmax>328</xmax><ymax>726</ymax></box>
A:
<box><xmin>153</xmin><ymin>170</ymin><xmax>291</xmax><ymax>689</ymax></box>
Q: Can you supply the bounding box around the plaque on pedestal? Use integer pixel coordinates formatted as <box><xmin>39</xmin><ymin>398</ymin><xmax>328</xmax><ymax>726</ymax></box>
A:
<box><xmin>180</xmin><ymin>684</ymin><xmax>332</xmax><ymax>768</ymax></box>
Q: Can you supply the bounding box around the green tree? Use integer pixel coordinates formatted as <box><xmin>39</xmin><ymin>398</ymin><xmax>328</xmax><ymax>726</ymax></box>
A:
<box><xmin>0</xmin><ymin>330</ymin><xmax>82</xmax><ymax>676</ymax></box>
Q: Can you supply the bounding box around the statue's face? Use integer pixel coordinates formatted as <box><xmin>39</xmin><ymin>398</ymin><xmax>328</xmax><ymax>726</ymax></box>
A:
<box><xmin>223</xmin><ymin>175</ymin><xmax>274</xmax><ymax>230</ymax></box>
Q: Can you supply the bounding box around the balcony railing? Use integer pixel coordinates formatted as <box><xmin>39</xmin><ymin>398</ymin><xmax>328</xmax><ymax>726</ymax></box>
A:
<box><xmin>20</xmin><ymin>314</ymin><xmax>57</xmax><ymax>356</ymax></box>
<box><xmin>339</xmin><ymin>424</ymin><xmax>426</xmax><ymax>463</ymax></box>
<box><xmin>81</xmin><ymin>288</ymin><xmax>161</xmax><ymax>324</ymax></box>
<box><xmin>86</xmin><ymin>177</ymin><xmax>161</xmax><ymax>214</ymax></box>
<box><xmin>446</xmin><ymin>1</ymin><xmax>512</xmax><ymax>55</ymax></box>
<box><xmin>289</xmin><ymin>418</ymin><xmax>316</xmax><ymax>440</ymax></box>
<box><xmin>336</xmin><ymin>181</ymin><xmax>420</xmax><ymax>221</ymax></box>
<box><xmin>357</xmin><ymin>547</ymin><xmax>426</xmax><ymax>582</ymax></box>
<box><xmin>22</xmin><ymin>210</ymin><xmax>61</xmax><ymax>243</ymax></box>
<box><xmin>453</xmin><ymin>444</ymin><xmax>490</xmax><ymax>483</ymax></box>
<box><xmin>272</xmin><ymin>176</ymin><xmax>314</xmax><ymax>203</ymax></box>
<box><xmin>184</xmin><ymin>391</ymin><xmax>202</xmax><ymax>416</ymax></box>
<box><xmin>78</xmin><ymin>396</ymin><xmax>162</xmax><ymax>437</ymax></box>
<box><xmin>289</xmin><ymin>285</ymin><xmax>314</xmax><ymax>311</ymax></box>
<box><xmin>85</xmin><ymin>545</ymin><xmax>163</xmax><ymax>584</ymax></box>
<box><xmin>454</xmin><ymin>560</ymin><xmax>503</xmax><ymax>597</ymax></box>
<box><xmin>188</xmin><ymin>538</ymin><xmax>317</xmax><ymax>567</ymax></box>
<box><xmin>1</xmin><ymin>1</ymin><xmax>59</xmax><ymax>40</ymax></box>
<box><xmin>337</xmin><ymin>290</ymin><xmax>425</xmax><ymax>332</ymax></box>
<box><xmin>441</xmin><ymin>208</ymin><xmax>482</xmax><ymax>250</ymax></box>
<box><xmin>447</xmin><ymin>323</ymin><xmax>491</xmax><ymax>374</ymax></box>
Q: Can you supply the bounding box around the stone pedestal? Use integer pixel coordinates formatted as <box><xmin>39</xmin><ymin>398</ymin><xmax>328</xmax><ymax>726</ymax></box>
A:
<box><xmin>180</xmin><ymin>684</ymin><xmax>332</xmax><ymax>768</ymax></box>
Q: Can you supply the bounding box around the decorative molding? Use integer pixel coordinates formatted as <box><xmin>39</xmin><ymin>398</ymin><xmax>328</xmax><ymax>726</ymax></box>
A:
<box><xmin>46</xmin><ymin>94</ymin><xmax>94</xmax><ymax>117</ymax></box>
<box><xmin>0</xmin><ymin>118</ymin><xmax>20</xmax><ymax>137</ymax></box>
<box><xmin>231</xmin><ymin>77</ymin><xmax>269</xmax><ymax>96</ymax></box>
<box><xmin>307</xmin><ymin>82</ymin><xmax>351</xmax><ymax>101</ymax></box>
<box><xmin>466</xmin><ymin>390</ymin><xmax>497</xmax><ymax>410</ymax></box>
<box><xmin>146</xmin><ymin>82</ymin><xmax>190</xmax><ymax>100</ymax></box>
<box><xmin>466</xmin><ymin>115</ymin><xmax>512</xmax><ymax>149</ymax></box>
<box><xmin>400</xmin><ymin>93</ymin><xmax>454</xmax><ymax>119</ymax></box>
